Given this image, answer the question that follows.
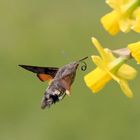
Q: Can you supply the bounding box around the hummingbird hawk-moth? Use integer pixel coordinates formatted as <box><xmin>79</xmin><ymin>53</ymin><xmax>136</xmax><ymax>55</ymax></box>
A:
<box><xmin>19</xmin><ymin>57</ymin><xmax>88</xmax><ymax>109</ymax></box>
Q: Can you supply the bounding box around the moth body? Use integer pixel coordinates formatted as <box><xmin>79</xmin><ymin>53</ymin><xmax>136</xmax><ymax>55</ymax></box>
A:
<box><xmin>19</xmin><ymin>56</ymin><xmax>88</xmax><ymax>109</ymax></box>
<box><xmin>41</xmin><ymin>61</ymin><xmax>79</xmax><ymax>109</ymax></box>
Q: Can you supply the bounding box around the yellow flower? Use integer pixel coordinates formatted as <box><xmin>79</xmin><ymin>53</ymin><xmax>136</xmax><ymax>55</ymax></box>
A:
<box><xmin>101</xmin><ymin>0</ymin><xmax>140</xmax><ymax>35</ymax></box>
<box><xmin>127</xmin><ymin>41</ymin><xmax>140</xmax><ymax>64</ymax></box>
<box><xmin>112</xmin><ymin>41</ymin><xmax>140</xmax><ymax>64</ymax></box>
<box><xmin>132</xmin><ymin>7</ymin><xmax>140</xmax><ymax>32</ymax></box>
<box><xmin>84</xmin><ymin>37</ymin><xmax>137</xmax><ymax>98</ymax></box>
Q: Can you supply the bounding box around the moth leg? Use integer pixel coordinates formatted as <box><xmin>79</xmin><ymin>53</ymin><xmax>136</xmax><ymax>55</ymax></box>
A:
<box><xmin>66</xmin><ymin>90</ymin><xmax>71</xmax><ymax>96</ymax></box>
<box><xmin>59</xmin><ymin>78</ymin><xmax>72</xmax><ymax>95</ymax></box>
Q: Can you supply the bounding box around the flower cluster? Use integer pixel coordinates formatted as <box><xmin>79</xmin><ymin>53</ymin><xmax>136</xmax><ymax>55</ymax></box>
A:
<box><xmin>84</xmin><ymin>1</ymin><xmax>140</xmax><ymax>98</ymax></box>
<box><xmin>84</xmin><ymin>37</ymin><xmax>138</xmax><ymax>98</ymax></box>
<box><xmin>101</xmin><ymin>0</ymin><xmax>140</xmax><ymax>35</ymax></box>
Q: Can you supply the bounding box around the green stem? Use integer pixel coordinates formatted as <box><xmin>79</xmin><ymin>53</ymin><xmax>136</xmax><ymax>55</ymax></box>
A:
<box><xmin>109</xmin><ymin>56</ymin><xmax>128</xmax><ymax>73</ymax></box>
<box><xmin>123</xmin><ymin>0</ymin><xmax>140</xmax><ymax>16</ymax></box>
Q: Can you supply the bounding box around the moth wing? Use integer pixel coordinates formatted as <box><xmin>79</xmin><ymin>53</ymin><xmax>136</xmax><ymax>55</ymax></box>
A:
<box><xmin>19</xmin><ymin>65</ymin><xmax>59</xmax><ymax>82</ymax></box>
<box><xmin>59</xmin><ymin>75</ymin><xmax>74</xmax><ymax>95</ymax></box>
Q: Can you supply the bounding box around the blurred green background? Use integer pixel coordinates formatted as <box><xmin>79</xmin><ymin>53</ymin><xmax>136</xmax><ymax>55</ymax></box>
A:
<box><xmin>0</xmin><ymin>0</ymin><xmax>140</xmax><ymax>140</ymax></box>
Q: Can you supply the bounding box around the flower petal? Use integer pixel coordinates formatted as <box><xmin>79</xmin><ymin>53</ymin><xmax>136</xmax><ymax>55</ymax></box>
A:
<box><xmin>91</xmin><ymin>37</ymin><xmax>115</xmax><ymax>63</ymax></box>
<box><xmin>92</xmin><ymin>55</ymin><xmax>121</xmax><ymax>83</ymax></box>
<box><xmin>132</xmin><ymin>7</ymin><xmax>140</xmax><ymax>32</ymax></box>
<box><xmin>119</xmin><ymin>79</ymin><xmax>133</xmax><ymax>98</ymax></box>
<box><xmin>106</xmin><ymin>0</ymin><xmax>129</xmax><ymax>10</ymax></box>
<box><xmin>132</xmin><ymin>18</ymin><xmax>140</xmax><ymax>32</ymax></box>
<box><xmin>101</xmin><ymin>10</ymin><xmax>120</xmax><ymax>35</ymax></box>
<box><xmin>104</xmin><ymin>48</ymin><xmax>116</xmax><ymax>60</ymax></box>
<box><xmin>127</xmin><ymin>41</ymin><xmax>140</xmax><ymax>64</ymax></box>
<box><xmin>84</xmin><ymin>68</ymin><xmax>112</xmax><ymax>93</ymax></box>
<box><xmin>117</xmin><ymin>64</ymin><xmax>137</xmax><ymax>80</ymax></box>
<box><xmin>107</xmin><ymin>70</ymin><xmax>120</xmax><ymax>83</ymax></box>
<box><xmin>91</xmin><ymin>55</ymin><xmax>105</xmax><ymax>69</ymax></box>
<box><xmin>119</xmin><ymin>18</ymin><xmax>131</xmax><ymax>32</ymax></box>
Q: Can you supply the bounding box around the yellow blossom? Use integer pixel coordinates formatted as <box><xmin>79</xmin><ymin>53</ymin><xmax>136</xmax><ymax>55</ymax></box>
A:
<box><xmin>84</xmin><ymin>37</ymin><xmax>137</xmax><ymax>98</ymax></box>
<box><xmin>101</xmin><ymin>0</ymin><xmax>140</xmax><ymax>35</ymax></box>
<box><xmin>127</xmin><ymin>41</ymin><xmax>140</xmax><ymax>64</ymax></box>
